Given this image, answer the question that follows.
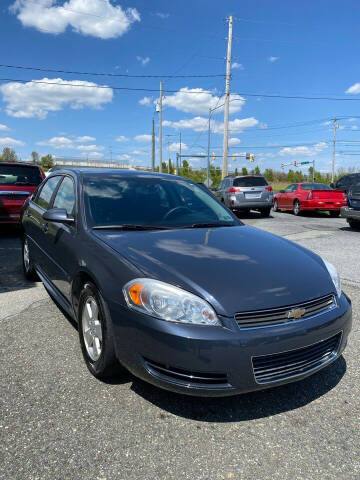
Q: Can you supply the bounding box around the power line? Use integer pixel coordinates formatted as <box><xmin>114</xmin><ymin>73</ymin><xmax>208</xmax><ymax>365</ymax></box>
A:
<box><xmin>1</xmin><ymin>76</ymin><xmax>360</xmax><ymax>102</ymax></box>
<box><xmin>0</xmin><ymin>64</ymin><xmax>225</xmax><ymax>79</ymax></box>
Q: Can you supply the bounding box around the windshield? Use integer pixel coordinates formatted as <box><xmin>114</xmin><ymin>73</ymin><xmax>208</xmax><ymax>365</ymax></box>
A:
<box><xmin>84</xmin><ymin>175</ymin><xmax>238</xmax><ymax>228</ymax></box>
<box><xmin>302</xmin><ymin>183</ymin><xmax>332</xmax><ymax>191</ymax></box>
<box><xmin>233</xmin><ymin>176</ymin><xmax>268</xmax><ymax>187</ymax></box>
<box><xmin>0</xmin><ymin>165</ymin><xmax>42</xmax><ymax>186</ymax></box>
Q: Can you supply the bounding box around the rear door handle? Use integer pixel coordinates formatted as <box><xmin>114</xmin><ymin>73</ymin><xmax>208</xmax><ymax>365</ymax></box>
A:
<box><xmin>42</xmin><ymin>222</ymin><xmax>49</xmax><ymax>233</ymax></box>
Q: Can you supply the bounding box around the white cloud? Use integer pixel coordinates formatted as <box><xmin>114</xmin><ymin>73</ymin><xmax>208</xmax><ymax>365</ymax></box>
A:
<box><xmin>163</xmin><ymin>116</ymin><xmax>258</xmax><ymax>134</ymax></box>
<box><xmin>131</xmin><ymin>149</ymin><xmax>147</xmax><ymax>155</ymax></box>
<box><xmin>76</xmin><ymin>144</ymin><xmax>105</xmax><ymax>151</ymax></box>
<box><xmin>139</xmin><ymin>96</ymin><xmax>152</xmax><ymax>106</ymax></box>
<box><xmin>86</xmin><ymin>151</ymin><xmax>104</xmax><ymax>159</ymax></box>
<box><xmin>348</xmin><ymin>117</ymin><xmax>357</xmax><ymax>122</ymax></box>
<box><xmin>279</xmin><ymin>142</ymin><xmax>328</xmax><ymax>157</ymax></box>
<box><xmin>134</xmin><ymin>134</ymin><xmax>152</xmax><ymax>142</ymax></box>
<box><xmin>155</xmin><ymin>12</ymin><xmax>169</xmax><ymax>19</ymax></box>
<box><xmin>268</xmin><ymin>56</ymin><xmax>279</xmax><ymax>62</ymax></box>
<box><xmin>10</xmin><ymin>0</ymin><xmax>140</xmax><ymax>39</ymax></box>
<box><xmin>0</xmin><ymin>136</ymin><xmax>25</xmax><ymax>146</ymax></box>
<box><xmin>346</xmin><ymin>83</ymin><xmax>360</xmax><ymax>94</ymax></box>
<box><xmin>116</xmin><ymin>135</ymin><xmax>129</xmax><ymax>142</ymax></box>
<box><xmin>228</xmin><ymin>137</ymin><xmax>241</xmax><ymax>146</ymax></box>
<box><xmin>136</xmin><ymin>56</ymin><xmax>150</xmax><ymax>66</ymax></box>
<box><xmin>0</xmin><ymin>124</ymin><xmax>10</xmax><ymax>131</ymax></box>
<box><xmin>0</xmin><ymin>77</ymin><xmax>113</xmax><ymax>119</ymax></box>
<box><xmin>169</xmin><ymin>142</ymin><xmax>187</xmax><ymax>152</ymax></box>
<box><xmin>232</xmin><ymin>62</ymin><xmax>244</xmax><ymax>70</ymax></box>
<box><xmin>117</xmin><ymin>153</ymin><xmax>131</xmax><ymax>161</ymax></box>
<box><xmin>37</xmin><ymin>136</ymin><xmax>103</xmax><ymax>152</ymax></box>
<box><xmin>162</xmin><ymin>88</ymin><xmax>245</xmax><ymax>115</ymax></box>
<box><xmin>75</xmin><ymin>135</ymin><xmax>95</xmax><ymax>142</ymax></box>
<box><xmin>350</xmin><ymin>125</ymin><xmax>359</xmax><ymax>130</ymax></box>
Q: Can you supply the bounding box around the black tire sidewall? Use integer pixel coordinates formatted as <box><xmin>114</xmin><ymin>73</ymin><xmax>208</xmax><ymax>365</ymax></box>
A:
<box><xmin>77</xmin><ymin>282</ymin><xmax>117</xmax><ymax>378</ymax></box>
<box><xmin>273</xmin><ymin>200</ymin><xmax>278</xmax><ymax>212</ymax></box>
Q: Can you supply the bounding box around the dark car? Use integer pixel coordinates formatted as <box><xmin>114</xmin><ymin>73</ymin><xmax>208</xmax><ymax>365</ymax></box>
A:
<box><xmin>0</xmin><ymin>162</ymin><xmax>45</xmax><ymax>224</ymax></box>
<box><xmin>331</xmin><ymin>173</ymin><xmax>360</xmax><ymax>193</ymax></box>
<box><xmin>21</xmin><ymin>169</ymin><xmax>351</xmax><ymax>397</ymax></box>
<box><xmin>341</xmin><ymin>182</ymin><xmax>360</xmax><ymax>229</ymax></box>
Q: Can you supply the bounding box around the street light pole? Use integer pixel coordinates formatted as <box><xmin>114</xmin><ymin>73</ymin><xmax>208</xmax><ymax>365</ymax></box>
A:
<box><xmin>222</xmin><ymin>15</ymin><xmax>233</xmax><ymax>179</ymax></box>
<box><xmin>331</xmin><ymin>118</ymin><xmax>339</xmax><ymax>183</ymax></box>
<box><xmin>207</xmin><ymin>107</ymin><xmax>211</xmax><ymax>187</ymax></box>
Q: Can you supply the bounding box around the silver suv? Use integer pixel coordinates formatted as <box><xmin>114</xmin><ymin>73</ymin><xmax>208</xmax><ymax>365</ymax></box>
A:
<box><xmin>215</xmin><ymin>175</ymin><xmax>274</xmax><ymax>216</ymax></box>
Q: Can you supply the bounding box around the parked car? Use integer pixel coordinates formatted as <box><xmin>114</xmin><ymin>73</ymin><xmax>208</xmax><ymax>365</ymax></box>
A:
<box><xmin>273</xmin><ymin>182</ymin><xmax>347</xmax><ymax>216</ymax></box>
<box><xmin>21</xmin><ymin>169</ymin><xmax>351</xmax><ymax>396</ymax></box>
<box><xmin>341</xmin><ymin>182</ymin><xmax>360</xmax><ymax>229</ymax></box>
<box><xmin>215</xmin><ymin>175</ymin><xmax>273</xmax><ymax>217</ymax></box>
<box><xmin>0</xmin><ymin>162</ymin><xmax>45</xmax><ymax>225</ymax></box>
<box><xmin>331</xmin><ymin>173</ymin><xmax>360</xmax><ymax>193</ymax></box>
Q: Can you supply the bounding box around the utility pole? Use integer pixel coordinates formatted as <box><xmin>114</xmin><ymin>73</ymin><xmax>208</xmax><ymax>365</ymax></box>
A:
<box><xmin>207</xmin><ymin>107</ymin><xmax>212</xmax><ymax>187</ymax></box>
<box><xmin>109</xmin><ymin>145</ymin><xmax>113</xmax><ymax>162</ymax></box>
<box><xmin>151</xmin><ymin>118</ymin><xmax>155</xmax><ymax>172</ymax></box>
<box><xmin>178</xmin><ymin>132</ymin><xmax>182</xmax><ymax>175</ymax></box>
<box><xmin>222</xmin><ymin>14</ymin><xmax>233</xmax><ymax>179</ymax></box>
<box><xmin>331</xmin><ymin>118</ymin><xmax>339</xmax><ymax>183</ymax></box>
<box><xmin>159</xmin><ymin>81</ymin><xmax>163</xmax><ymax>173</ymax></box>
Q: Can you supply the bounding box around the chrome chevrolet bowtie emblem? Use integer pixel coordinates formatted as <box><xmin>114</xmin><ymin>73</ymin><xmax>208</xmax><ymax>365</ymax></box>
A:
<box><xmin>287</xmin><ymin>308</ymin><xmax>306</xmax><ymax>319</ymax></box>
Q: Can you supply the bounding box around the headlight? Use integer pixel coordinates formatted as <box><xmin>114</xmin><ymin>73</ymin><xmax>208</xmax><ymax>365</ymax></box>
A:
<box><xmin>323</xmin><ymin>259</ymin><xmax>341</xmax><ymax>297</ymax></box>
<box><xmin>123</xmin><ymin>278</ymin><xmax>221</xmax><ymax>326</ymax></box>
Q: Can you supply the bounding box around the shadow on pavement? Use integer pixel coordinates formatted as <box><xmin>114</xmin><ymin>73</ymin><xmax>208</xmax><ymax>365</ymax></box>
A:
<box><xmin>130</xmin><ymin>356</ymin><xmax>346</xmax><ymax>422</ymax></box>
<box><xmin>0</xmin><ymin>224</ymin><xmax>37</xmax><ymax>293</ymax></box>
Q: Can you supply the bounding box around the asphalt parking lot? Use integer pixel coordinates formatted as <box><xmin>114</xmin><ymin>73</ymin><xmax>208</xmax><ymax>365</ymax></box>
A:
<box><xmin>1</xmin><ymin>211</ymin><xmax>359</xmax><ymax>480</ymax></box>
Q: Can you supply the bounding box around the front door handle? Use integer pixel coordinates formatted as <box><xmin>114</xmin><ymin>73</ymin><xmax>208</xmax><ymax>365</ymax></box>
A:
<box><xmin>42</xmin><ymin>222</ymin><xmax>49</xmax><ymax>233</ymax></box>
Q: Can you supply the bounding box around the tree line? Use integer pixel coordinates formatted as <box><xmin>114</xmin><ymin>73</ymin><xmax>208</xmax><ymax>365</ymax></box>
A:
<box><xmin>0</xmin><ymin>147</ymin><xmax>54</xmax><ymax>170</ymax></box>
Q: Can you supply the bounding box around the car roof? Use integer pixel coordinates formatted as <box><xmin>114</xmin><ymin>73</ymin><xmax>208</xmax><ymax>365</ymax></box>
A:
<box><xmin>0</xmin><ymin>162</ymin><xmax>40</xmax><ymax>168</ymax></box>
<box><xmin>226</xmin><ymin>174</ymin><xmax>265</xmax><ymax>179</ymax></box>
<box><xmin>47</xmin><ymin>167</ymin><xmax>184</xmax><ymax>180</ymax></box>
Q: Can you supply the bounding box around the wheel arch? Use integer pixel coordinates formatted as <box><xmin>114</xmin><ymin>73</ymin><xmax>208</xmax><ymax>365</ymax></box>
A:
<box><xmin>71</xmin><ymin>269</ymin><xmax>102</xmax><ymax>319</ymax></box>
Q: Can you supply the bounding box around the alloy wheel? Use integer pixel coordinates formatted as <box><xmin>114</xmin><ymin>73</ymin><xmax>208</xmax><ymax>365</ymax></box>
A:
<box><xmin>23</xmin><ymin>239</ymin><xmax>30</xmax><ymax>272</ymax></box>
<box><xmin>82</xmin><ymin>296</ymin><xmax>103</xmax><ymax>362</ymax></box>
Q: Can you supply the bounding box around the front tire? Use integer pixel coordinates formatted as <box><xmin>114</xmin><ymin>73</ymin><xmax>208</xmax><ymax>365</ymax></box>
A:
<box><xmin>22</xmin><ymin>236</ymin><xmax>38</xmax><ymax>281</ymax></box>
<box><xmin>293</xmin><ymin>200</ymin><xmax>301</xmax><ymax>216</ymax></box>
<box><xmin>78</xmin><ymin>282</ymin><xmax>119</xmax><ymax>379</ymax></box>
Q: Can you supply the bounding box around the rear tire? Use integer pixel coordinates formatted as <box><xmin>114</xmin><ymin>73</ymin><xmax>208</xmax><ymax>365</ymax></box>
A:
<box><xmin>273</xmin><ymin>199</ymin><xmax>279</xmax><ymax>212</ymax></box>
<box><xmin>348</xmin><ymin>218</ymin><xmax>360</xmax><ymax>229</ymax></box>
<box><xmin>22</xmin><ymin>236</ymin><xmax>38</xmax><ymax>281</ymax></box>
<box><xmin>329</xmin><ymin>210</ymin><xmax>340</xmax><ymax>217</ymax></box>
<box><xmin>78</xmin><ymin>282</ymin><xmax>119</xmax><ymax>379</ymax></box>
<box><xmin>293</xmin><ymin>200</ymin><xmax>301</xmax><ymax>216</ymax></box>
<box><xmin>260</xmin><ymin>208</ymin><xmax>271</xmax><ymax>217</ymax></box>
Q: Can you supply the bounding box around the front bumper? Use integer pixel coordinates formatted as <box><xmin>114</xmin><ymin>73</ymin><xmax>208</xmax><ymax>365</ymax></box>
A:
<box><xmin>341</xmin><ymin>206</ymin><xmax>360</xmax><ymax>221</ymax></box>
<box><xmin>108</xmin><ymin>293</ymin><xmax>352</xmax><ymax>397</ymax></box>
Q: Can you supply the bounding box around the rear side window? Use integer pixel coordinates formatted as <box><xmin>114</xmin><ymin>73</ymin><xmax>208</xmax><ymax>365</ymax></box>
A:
<box><xmin>302</xmin><ymin>183</ymin><xmax>332</xmax><ymax>191</ymax></box>
<box><xmin>233</xmin><ymin>176</ymin><xmax>268</xmax><ymax>187</ymax></box>
<box><xmin>36</xmin><ymin>176</ymin><xmax>61</xmax><ymax>210</ymax></box>
<box><xmin>53</xmin><ymin>177</ymin><xmax>76</xmax><ymax>215</ymax></box>
<box><xmin>0</xmin><ymin>165</ymin><xmax>42</xmax><ymax>186</ymax></box>
<box><xmin>350</xmin><ymin>183</ymin><xmax>360</xmax><ymax>196</ymax></box>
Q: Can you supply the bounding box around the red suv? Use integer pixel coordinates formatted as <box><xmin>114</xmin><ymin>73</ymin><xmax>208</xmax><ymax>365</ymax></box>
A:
<box><xmin>0</xmin><ymin>162</ymin><xmax>45</xmax><ymax>225</ymax></box>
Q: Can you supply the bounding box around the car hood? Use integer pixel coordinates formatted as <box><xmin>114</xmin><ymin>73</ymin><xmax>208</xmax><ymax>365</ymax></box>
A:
<box><xmin>93</xmin><ymin>225</ymin><xmax>335</xmax><ymax>316</ymax></box>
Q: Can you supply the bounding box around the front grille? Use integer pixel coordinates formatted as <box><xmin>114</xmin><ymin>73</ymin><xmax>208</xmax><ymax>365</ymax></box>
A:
<box><xmin>252</xmin><ymin>332</ymin><xmax>341</xmax><ymax>384</ymax></box>
<box><xmin>144</xmin><ymin>358</ymin><xmax>231</xmax><ymax>389</ymax></box>
<box><xmin>235</xmin><ymin>294</ymin><xmax>336</xmax><ymax>328</ymax></box>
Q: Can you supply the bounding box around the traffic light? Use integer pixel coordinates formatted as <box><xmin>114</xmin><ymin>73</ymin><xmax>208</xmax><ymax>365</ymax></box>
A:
<box><xmin>250</xmin><ymin>154</ymin><xmax>255</xmax><ymax>162</ymax></box>
<box><xmin>281</xmin><ymin>164</ymin><xmax>284</xmax><ymax>169</ymax></box>
<box><xmin>294</xmin><ymin>161</ymin><xmax>298</xmax><ymax>167</ymax></box>
<box><xmin>212</xmin><ymin>152</ymin><xmax>216</xmax><ymax>161</ymax></box>
<box><xmin>233</xmin><ymin>153</ymin><xmax>236</xmax><ymax>161</ymax></box>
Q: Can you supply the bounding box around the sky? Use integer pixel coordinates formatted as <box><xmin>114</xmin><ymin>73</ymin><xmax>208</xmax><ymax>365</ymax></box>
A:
<box><xmin>1</xmin><ymin>0</ymin><xmax>360</xmax><ymax>173</ymax></box>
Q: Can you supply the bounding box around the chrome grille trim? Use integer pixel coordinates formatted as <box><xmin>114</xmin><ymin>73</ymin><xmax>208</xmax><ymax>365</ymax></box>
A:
<box><xmin>252</xmin><ymin>332</ymin><xmax>342</xmax><ymax>384</ymax></box>
<box><xmin>235</xmin><ymin>294</ymin><xmax>336</xmax><ymax>328</ymax></box>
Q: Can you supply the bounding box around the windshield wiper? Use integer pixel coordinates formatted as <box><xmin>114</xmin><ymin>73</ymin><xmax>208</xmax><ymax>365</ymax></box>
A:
<box><xmin>92</xmin><ymin>224</ymin><xmax>172</xmax><ymax>231</ymax></box>
<box><xmin>188</xmin><ymin>222</ymin><xmax>236</xmax><ymax>228</ymax></box>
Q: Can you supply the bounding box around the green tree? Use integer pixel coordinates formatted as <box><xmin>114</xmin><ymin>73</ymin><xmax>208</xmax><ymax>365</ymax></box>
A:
<box><xmin>41</xmin><ymin>154</ymin><xmax>54</xmax><ymax>170</ymax></box>
<box><xmin>1</xmin><ymin>147</ymin><xmax>18</xmax><ymax>162</ymax></box>
<box><xmin>287</xmin><ymin>169</ymin><xmax>296</xmax><ymax>182</ymax></box>
<box><xmin>254</xmin><ymin>165</ymin><xmax>261</xmax><ymax>175</ymax></box>
<box><xmin>31</xmin><ymin>151</ymin><xmax>40</xmax><ymax>164</ymax></box>
<box><xmin>241</xmin><ymin>167</ymin><xmax>248</xmax><ymax>175</ymax></box>
<box><xmin>264</xmin><ymin>168</ymin><xmax>274</xmax><ymax>182</ymax></box>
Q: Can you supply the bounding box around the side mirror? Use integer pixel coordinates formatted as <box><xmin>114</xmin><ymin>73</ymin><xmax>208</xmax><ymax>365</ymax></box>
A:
<box><xmin>279</xmin><ymin>190</ymin><xmax>285</xmax><ymax>193</ymax></box>
<box><xmin>43</xmin><ymin>208</ymin><xmax>74</xmax><ymax>224</ymax></box>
